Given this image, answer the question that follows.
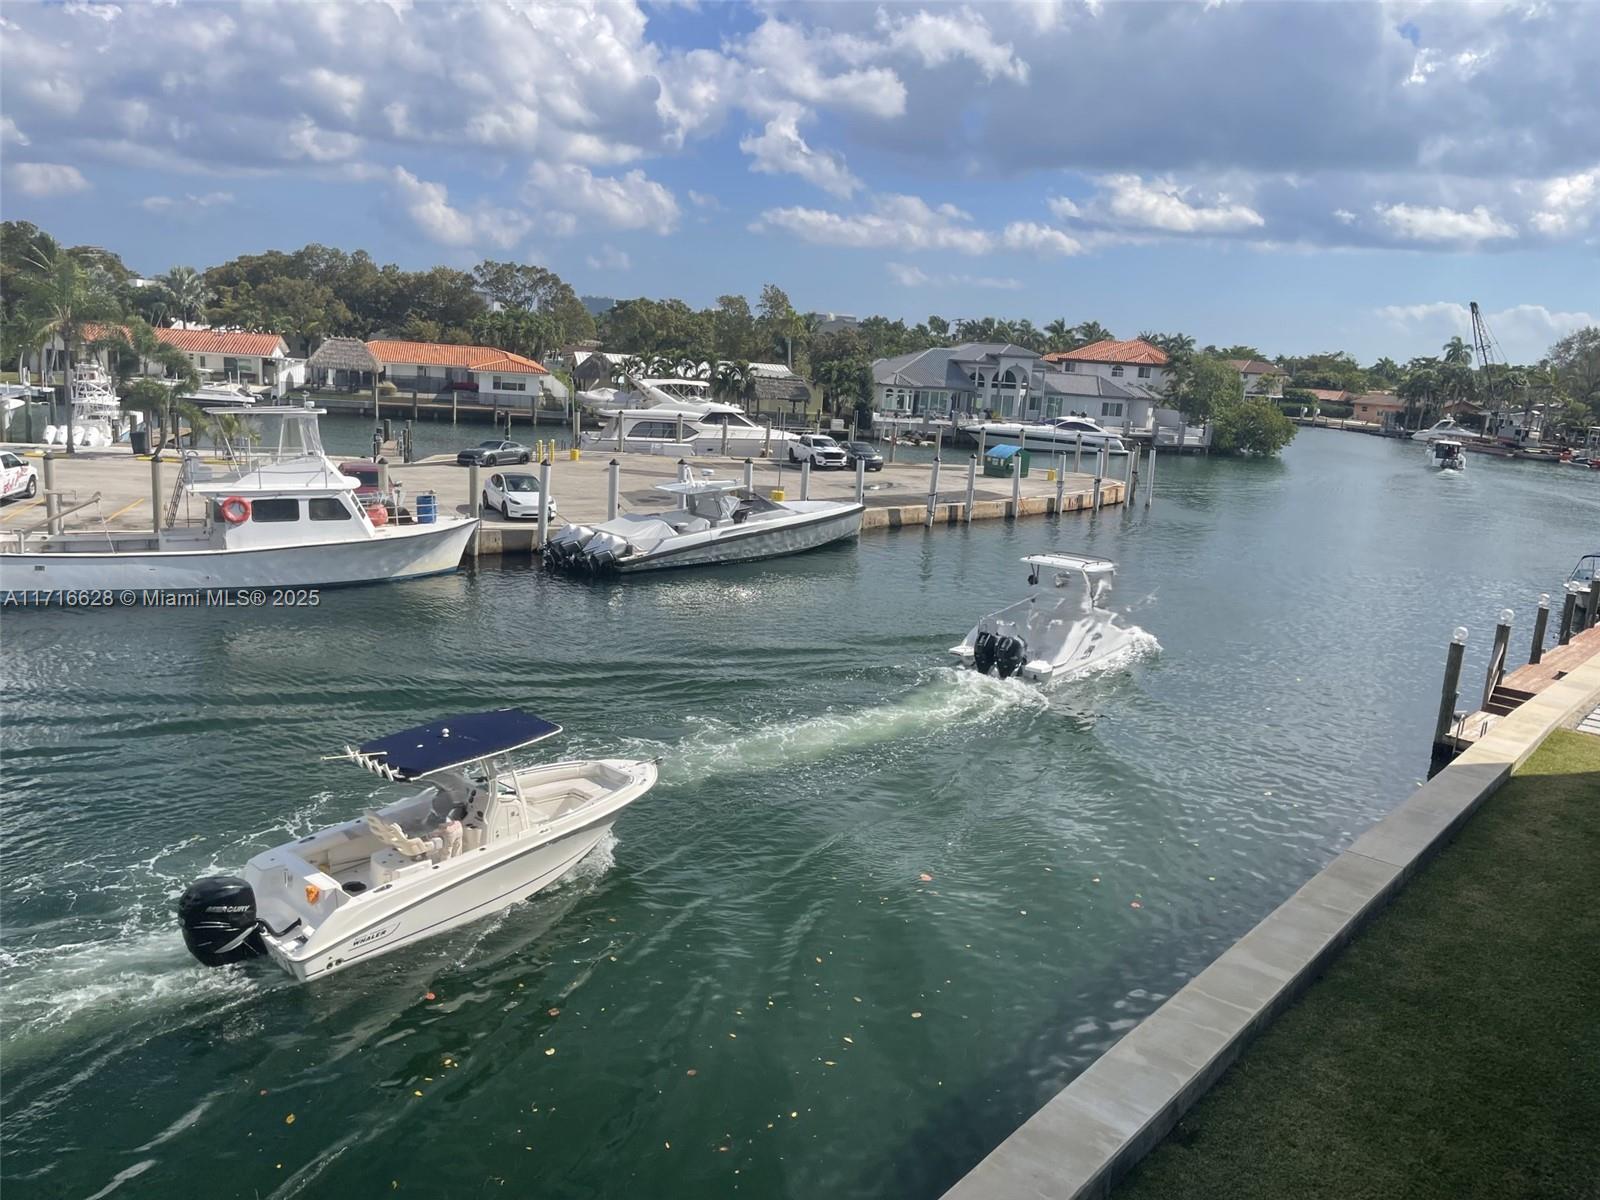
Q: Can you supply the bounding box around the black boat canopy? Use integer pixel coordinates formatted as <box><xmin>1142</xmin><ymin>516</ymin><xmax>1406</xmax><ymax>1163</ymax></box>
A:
<box><xmin>345</xmin><ymin>709</ymin><xmax>562</xmax><ymax>780</ymax></box>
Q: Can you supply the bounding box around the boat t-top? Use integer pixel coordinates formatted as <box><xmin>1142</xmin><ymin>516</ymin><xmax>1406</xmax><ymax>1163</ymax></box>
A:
<box><xmin>0</xmin><ymin>404</ymin><xmax>477</xmax><ymax>599</ymax></box>
<box><xmin>965</xmin><ymin>415</ymin><xmax>1128</xmax><ymax>456</ymax></box>
<box><xmin>951</xmin><ymin>553</ymin><xmax>1143</xmax><ymax>683</ymax></box>
<box><xmin>1433</xmin><ymin>439</ymin><xmax>1466</xmax><ymax>471</ymax></box>
<box><xmin>44</xmin><ymin>364</ymin><xmax>123</xmax><ymax>447</ymax></box>
<box><xmin>545</xmin><ymin>477</ymin><xmax>862</xmax><ymax>574</ymax></box>
<box><xmin>179</xmin><ymin>709</ymin><xmax>657</xmax><ymax>982</ymax></box>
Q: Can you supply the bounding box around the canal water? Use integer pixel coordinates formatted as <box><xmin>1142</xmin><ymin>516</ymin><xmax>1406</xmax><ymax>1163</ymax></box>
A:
<box><xmin>2</xmin><ymin>430</ymin><xmax>1592</xmax><ymax>1199</ymax></box>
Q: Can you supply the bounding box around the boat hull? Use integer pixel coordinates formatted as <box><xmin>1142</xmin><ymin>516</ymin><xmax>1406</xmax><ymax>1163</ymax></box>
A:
<box><xmin>617</xmin><ymin>503</ymin><xmax>863</xmax><ymax>572</ymax></box>
<box><xmin>967</xmin><ymin>425</ymin><xmax>1128</xmax><ymax>456</ymax></box>
<box><xmin>0</xmin><ymin>519</ymin><xmax>477</xmax><ymax>598</ymax></box>
<box><xmin>267</xmin><ymin>821</ymin><xmax>614</xmax><ymax>982</ymax></box>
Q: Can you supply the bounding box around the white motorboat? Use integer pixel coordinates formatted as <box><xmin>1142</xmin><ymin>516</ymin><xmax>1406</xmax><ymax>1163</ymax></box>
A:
<box><xmin>577</xmin><ymin>376</ymin><xmax>713</xmax><ymax>414</ymax></box>
<box><xmin>965</xmin><ymin>415</ymin><xmax>1128</xmax><ymax>456</ymax></box>
<box><xmin>951</xmin><ymin>553</ymin><xmax>1143</xmax><ymax>683</ymax></box>
<box><xmin>579</xmin><ymin>399</ymin><xmax>802</xmax><ymax>458</ymax></box>
<box><xmin>544</xmin><ymin>478</ymin><xmax>862</xmax><ymax>574</ymax></box>
<box><xmin>188</xmin><ymin>381</ymin><xmax>260</xmax><ymax>406</ymax></box>
<box><xmin>0</xmin><ymin>405</ymin><xmax>476</xmax><ymax>600</ymax></box>
<box><xmin>45</xmin><ymin>365</ymin><xmax>123</xmax><ymax>447</ymax></box>
<box><xmin>1433</xmin><ymin>439</ymin><xmax>1466</xmax><ymax>471</ymax></box>
<box><xmin>1410</xmin><ymin>417</ymin><xmax>1476</xmax><ymax>443</ymax></box>
<box><xmin>178</xmin><ymin>709</ymin><xmax>657</xmax><ymax>982</ymax></box>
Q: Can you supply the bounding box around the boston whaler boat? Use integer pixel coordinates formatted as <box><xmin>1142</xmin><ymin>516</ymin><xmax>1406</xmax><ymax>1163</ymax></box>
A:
<box><xmin>544</xmin><ymin>477</ymin><xmax>863</xmax><ymax>574</ymax></box>
<box><xmin>1433</xmin><ymin>439</ymin><xmax>1466</xmax><ymax>471</ymax></box>
<box><xmin>951</xmin><ymin>553</ymin><xmax>1143</xmax><ymax>683</ymax></box>
<box><xmin>179</xmin><ymin>709</ymin><xmax>657</xmax><ymax>982</ymax></box>
<box><xmin>0</xmin><ymin>405</ymin><xmax>476</xmax><ymax>598</ymax></box>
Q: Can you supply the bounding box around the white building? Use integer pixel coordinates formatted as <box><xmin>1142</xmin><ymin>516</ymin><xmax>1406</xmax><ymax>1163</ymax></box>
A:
<box><xmin>1042</xmin><ymin>338</ymin><xmax>1173</xmax><ymax>392</ymax></box>
<box><xmin>1227</xmin><ymin>358</ymin><xmax>1286</xmax><ymax>398</ymax></box>
<box><xmin>366</xmin><ymin>339</ymin><xmax>555</xmax><ymax>406</ymax></box>
<box><xmin>61</xmin><ymin>325</ymin><xmax>304</xmax><ymax>390</ymax></box>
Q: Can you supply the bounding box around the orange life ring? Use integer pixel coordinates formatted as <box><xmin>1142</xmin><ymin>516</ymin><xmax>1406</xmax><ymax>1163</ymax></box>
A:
<box><xmin>220</xmin><ymin>496</ymin><xmax>251</xmax><ymax>524</ymax></box>
<box><xmin>366</xmin><ymin>503</ymin><xmax>389</xmax><ymax>527</ymax></box>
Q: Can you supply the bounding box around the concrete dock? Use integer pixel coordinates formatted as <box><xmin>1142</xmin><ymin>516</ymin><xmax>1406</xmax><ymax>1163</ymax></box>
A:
<box><xmin>0</xmin><ymin>445</ymin><xmax>1130</xmax><ymax>557</ymax></box>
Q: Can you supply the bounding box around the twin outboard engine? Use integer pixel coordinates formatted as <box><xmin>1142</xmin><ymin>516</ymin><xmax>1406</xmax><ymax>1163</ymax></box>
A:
<box><xmin>178</xmin><ymin>875</ymin><xmax>266</xmax><ymax>967</ymax></box>
<box><xmin>971</xmin><ymin>630</ymin><xmax>1025</xmax><ymax>679</ymax></box>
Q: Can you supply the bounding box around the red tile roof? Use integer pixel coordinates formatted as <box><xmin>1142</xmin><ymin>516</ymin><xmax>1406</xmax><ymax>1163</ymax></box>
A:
<box><xmin>1305</xmin><ymin>388</ymin><xmax>1351</xmax><ymax>403</ymax></box>
<box><xmin>1226</xmin><ymin>358</ymin><xmax>1283</xmax><ymax>375</ymax></box>
<box><xmin>156</xmin><ymin>327</ymin><xmax>287</xmax><ymax>357</ymax></box>
<box><xmin>366</xmin><ymin>340</ymin><xmax>549</xmax><ymax>374</ymax></box>
<box><xmin>1043</xmin><ymin>339</ymin><xmax>1169</xmax><ymax>366</ymax></box>
<box><xmin>1353</xmin><ymin>392</ymin><xmax>1404</xmax><ymax>409</ymax></box>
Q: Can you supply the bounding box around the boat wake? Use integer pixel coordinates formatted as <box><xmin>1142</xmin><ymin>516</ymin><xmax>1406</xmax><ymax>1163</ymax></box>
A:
<box><xmin>1047</xmin><ymin>625</ymin><xmax>1162</xmax><ymax>684</ymax></box>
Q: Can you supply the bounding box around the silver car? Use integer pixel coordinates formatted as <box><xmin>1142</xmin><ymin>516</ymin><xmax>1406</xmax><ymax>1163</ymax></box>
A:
<box><xmin>483</xmin><ymin>471</ymin><xmax>557</xmax><ymax>521</ymax></box>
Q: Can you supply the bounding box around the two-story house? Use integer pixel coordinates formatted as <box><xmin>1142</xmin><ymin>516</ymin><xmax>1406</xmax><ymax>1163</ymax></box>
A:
<box><xmin>366</xmin><ymin>340</ymin><xmax>553</xmax><ymax>407</ymax></box>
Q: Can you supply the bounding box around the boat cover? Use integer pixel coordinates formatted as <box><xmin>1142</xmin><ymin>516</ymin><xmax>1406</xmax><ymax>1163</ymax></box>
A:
<box><xmin>354</xmin><ymin>708</ymin><xmax>562</xmax><ymax>779</ymax></box>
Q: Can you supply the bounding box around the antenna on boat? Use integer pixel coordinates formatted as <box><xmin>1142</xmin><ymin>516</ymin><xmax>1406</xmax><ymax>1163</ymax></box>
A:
<box><xmin>320</xmin><ymin>745</ymin><xmax>401</xmax><ymax>780</ymax></box>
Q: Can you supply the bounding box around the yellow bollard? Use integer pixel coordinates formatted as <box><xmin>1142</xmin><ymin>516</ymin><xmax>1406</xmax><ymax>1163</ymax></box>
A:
<box><xmin>569</xmin><ymin>447</ymin><xmax>580</xmax><ymax>461</ymax></box>
<box><xmin>770</xmin><ymin>488</ymin><xmax>786</xmax><ymax>501</ymax></box>
<box><xmin>535</xmin><ymin>439</ymin><xmax>545</xmax><ymax>461</ymax></box>
<box><xmin>1045</xmin><ymin>467</ymin><xmax>1057</xmax><ymax>481</ymax></box>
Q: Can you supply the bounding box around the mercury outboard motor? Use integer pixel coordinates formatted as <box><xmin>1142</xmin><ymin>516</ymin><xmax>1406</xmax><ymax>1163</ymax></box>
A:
<box><xmin>178</xmin><ymin>875</ymin><xmax>266</xmax><ymax>967</ymax></box>
<box><xmin>973</xmin><ymin>630</ymin><xmax>997</xmax><ymax>674</ymax></box>
<box><xmin>993</xmin><ymin>636</ymin><xmax>1025</xmax><ymax>680</ymax></box>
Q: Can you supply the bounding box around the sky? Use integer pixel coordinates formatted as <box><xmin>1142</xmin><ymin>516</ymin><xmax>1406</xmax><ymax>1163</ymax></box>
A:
<box><xmin>0</xmin><ymin>0</ymin><xmax>1596</xmax><ymax>364</ymax></box>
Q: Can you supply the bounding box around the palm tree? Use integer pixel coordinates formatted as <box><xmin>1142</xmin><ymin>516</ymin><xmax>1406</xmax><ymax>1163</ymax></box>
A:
<box><xmin>21</xmin><ymin>243</ymin><xmax>118</xmax><ymax>454</ymax></box>
<box><xmin>1044</xmin><ymin>318</ymin><xmax>1072</xmax><ymax>349</ymax></box>
<box><xmin>1442</xmin><ymin>335</ymin><xmax>1472</xmax><ymax>366</ymax></box>
<box><xmin>713</xmin><ymin>360</ymin><xmax>750</xmax><ymax>406</ymax></box>
<box><xmin>1073</xmin><ymin>320</ymin><xmax>1113</xmax><ymax>346</ymax></box>
<box><xmin>160</xmin><ymin>266</ymin><xmax>212</xmax><ymax>326</ymax></box>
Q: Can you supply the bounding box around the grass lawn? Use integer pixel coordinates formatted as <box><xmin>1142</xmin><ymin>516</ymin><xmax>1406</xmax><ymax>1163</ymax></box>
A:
<box><xmin>1116</xmin><ymin>729</ymin><xmax>1600</xmax><ymax>1200</ymax></box>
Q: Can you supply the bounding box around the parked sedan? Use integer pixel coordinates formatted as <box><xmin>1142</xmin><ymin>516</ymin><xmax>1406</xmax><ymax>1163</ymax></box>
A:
<box><xmin>483</xmin><ymin>471</ymin><xmax>557</xmax><ymax>521</ymax></box>
<box><xmin>841</xmin><ymin>441</ymin><xmax>884</xmax><ymax>471</ymax></box>
<box><xmin>457</xmin><ymin>439</ymin><xmax>531</xmax><ymax>467</ymax></box>
<box><xmin>0</xmin><ymin>450</ymin><xmax>38</xmax><ymax>503</ymax></box>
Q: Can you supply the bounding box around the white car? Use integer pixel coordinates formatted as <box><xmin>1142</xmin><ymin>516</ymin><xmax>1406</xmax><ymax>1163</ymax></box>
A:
<box><xmin>483</xmin><ymin>471</ymin><xmax>557</xmax><ymax>521</ymax></box>
<box><xmin>789</xmin><ymin>434</ymin><xmax>848</xmax><ymax>468</ymax></box>
<box><xmin>0</xmin><ymin>451</ymin><xmax>38</xmax><ymax>503</ymax></box>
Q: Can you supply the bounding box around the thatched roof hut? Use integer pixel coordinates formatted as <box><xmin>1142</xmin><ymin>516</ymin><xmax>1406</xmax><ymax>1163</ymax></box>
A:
<box><xmin>308</xmin><ymin>337</ymin><xmax>379</xmax><ymax>375</ymax></box>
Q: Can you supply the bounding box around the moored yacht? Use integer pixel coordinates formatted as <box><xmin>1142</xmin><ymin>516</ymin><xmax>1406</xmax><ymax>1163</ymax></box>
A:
<box><xmin>1410</xmin><ymin>417</ymin><xmax>1478</xmax><ymax>443</ymax></box>
<box><xmin>45</xmin><ymin>365</ymin><xmax>123</xmax><ymax>447</ymax></box>
<box><xmin>0</xmin><ymin>405</ymin><xmax>476</xmax><ymax>600</ymax></box>
<box><xmin>544</xmin><ymin>478</ymin><xmax>862</xmax><ymax>574</ymax></box>
<box><xmin>965</xmin><ymin>415</ymin><xmax>1128</xmax><ymax>456</ymax></box>
<box><xmin>579</xmin><ymin>400</ymin><xmax>802</xmax><ymax>458</ymax></box>
<box><xmin>178</xmin><ymin>709</ymin><xmax>657</xmax><ymax>982</ymax></box>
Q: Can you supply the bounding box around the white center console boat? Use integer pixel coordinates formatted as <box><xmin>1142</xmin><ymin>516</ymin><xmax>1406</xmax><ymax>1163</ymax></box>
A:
<box><xmin>178</xmin><ymin>709</ymin><xmax>657</xmax><ymax>982</ymax></box>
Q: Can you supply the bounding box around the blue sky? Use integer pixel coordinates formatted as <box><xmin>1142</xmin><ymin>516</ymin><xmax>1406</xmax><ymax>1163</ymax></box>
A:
<box><xmin>1</xmin><ymin>0</ymin><xmax>1596</xmax><ymax>363</ymax></box>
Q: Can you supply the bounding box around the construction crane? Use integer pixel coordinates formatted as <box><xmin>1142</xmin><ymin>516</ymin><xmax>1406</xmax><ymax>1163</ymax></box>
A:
<box><xmin>1469</xmin><ymin>301</ymin><xmax>1526</xmax><ymax>444</ymax></box>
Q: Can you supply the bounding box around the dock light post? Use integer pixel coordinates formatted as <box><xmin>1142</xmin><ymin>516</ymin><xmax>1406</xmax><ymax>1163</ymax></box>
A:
<box><xmin>469</xmin><ymin>462</ymin><xmax>481</xmax><ymax>518</ymax></box>
<box><xmin>1123</xmin><ymin>446</ymin><xmax>1135</xmax><ymax>495</ymax></box>
<box><xmin>607</xmin><ymin>459</ymin><xmax>620</xmax><ymax>520</ymax></box>
<box><xmin>1144</xmin><ymin>446</ymin><xmax>1156</xmax><ymax>506</ymax></box>
<box><xmin>976</xmin><ymin>424</ymin><xmax>986</xmax><ymax>461</ymax></box>
<box><xmin>43</xmin><ymin>452</ymin><xmax>61</xmax><ymax>535</ymax></box>
<box><xmin>1092</xmin><ymin>447</ymin><xmax>1105</xmax><ymax>512</ymax></box>
<box><xmin>1529</xmin><ymin>594</ymin><xmax>1550</xmax><ymax>664</ymax></box>
<box><xmin>538</xmin><ymin>458</ymin><xmax>552</xmax><ymax>550</ymax></box>
<box><xmin>1559</xmin><ymin>584</ymin><xmax>1580</xmax><ymax>644</ymax></box>
<box><xmin>572</xmin><ymin>405</ymin><xmax>581</xmax><ymax>452</ymax></box>
<box><xmin>1074</xmin><ymin>434</ymin><xmax>1083</xmax><ymax>473</ymax></box>
<box><xmin>675</xmin><ymin>414</ymin><xmax>685</xmax><ymax>446</ymax></box>
<box><xmin>149</xmin><ymin>455</ymin><xmax>162</xmax><ymax>535</ymax></box>
<box><xmin>1011</xmin><ymin>453</ymin><xmax>1022</xmax><ymax>511</ymax></box>
<box><xmin>889</xmin><ymin>426</ymin><xmax>898</xmax><ymax>464</ymax></box>
<box><xmin>926</xmin><ymin>457</ymin><xmax>941</xmax><ymax>528</ymax></box>
<box><xmin>677</xmin><ymin>458</ymin><xmax>690</xmax><ymax>483</ymax></box>
<box><xmin>800</xmin><ymin>458</ymin><xmax>812</xmax><ymax>501</ymax></box>
<box><xmin>1482</xmin><ymin>608</ymin><xmax>1514</xmax><ymax>712</ymax></box>
<box><xmin>1055</xmin><ymin>456</ymin><xmax>1066</xmax><ymax>512</ymax></box>
<box><xmin>855</xmin><ymin>457</ymin><xmax>866</xmax><ymax>504</ymax></box>
<box><xmin>721</xmin><ymin>421</ymin><xmax>730</xmax><ymax>458</ymax></box>
<box><xmin>616</xmin><ymin>416</ymin><xmax>624</xmax><ymax>453</ymax></box>
<box><xmin>965</xmin><ymin>455</ymin><xmax>977</xmax><ymax>522</ymax></box>
<box><xmin>743</xmin><ymin>458</ymin><xmax>754</xmax><ymax>492</ymax></box>
<box><xmin>1434</xmin><ymin>626</ymin><xmax>1468</xmax><ymax>751</ymax></box>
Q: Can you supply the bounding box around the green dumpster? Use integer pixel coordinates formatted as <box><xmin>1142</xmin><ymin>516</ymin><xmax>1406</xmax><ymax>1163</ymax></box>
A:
<box><xmin>983</xmin><ymin>444</ymin><xmax>1030</xmax><ymax>478</ymax></box>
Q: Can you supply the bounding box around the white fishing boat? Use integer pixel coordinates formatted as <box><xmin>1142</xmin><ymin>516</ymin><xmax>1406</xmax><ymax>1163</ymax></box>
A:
<box><xmin>579</xmin><ymin>399</ymin><xmax>802</xmax><ymax>458</ymax></box>
<box><xmin>951</xmin><ymin>553</ymin><xmax>1142</xmax><ymax>683</ymax></box>
<box><xmin>544</xmin><ymin>478</ymin><xmax>862</xmax><ymax>574</ymax></box>
<box><xmin>1433</xmin><ymin>439</ymin><xmax>1466</xmax><ymax>471</ymax></box>
<box><xmin>0</xmin><ymin>405</ymin><xmax>476</xmax><ymax>600</ymax></box>
<box><xmin>178</xmin><ymin>709</ymin><xmax>657</xmax><ymax>982</ymax></box>
<box><xmin>44</xmin><ymin>365</ymin><xmax>123</xmax><ymax>447</ymax></box>
<box><xmin>965</xmin><ymin>415</ymin><xmax>1128</xmax><ymax>456</ymax></box>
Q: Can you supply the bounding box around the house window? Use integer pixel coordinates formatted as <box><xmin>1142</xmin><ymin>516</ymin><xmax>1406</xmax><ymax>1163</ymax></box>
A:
<box><xmin>1101</xmin><ymin>402</ymin><xmax>1124</xmax><ymax>418</ymax></box>
<box><xmin>197</xmin><ymin>356</ymin><xmax>208</xmax><ymax>368</ymax></box>
<box><xmin>492</xmin><ymin>376</ymin><xmax>527</xmax><ymax>392</ymax></box>
<box><xmin>1111</xmin><ymin>365</ymin><xmax>1125</xmax><ymax>377</ymax></box>
<box><xmin>1062</xmin><ymin>362</ymin><xmax>1076</xmax><ymax>372</ymax></box>
<box><xmin>1137</xmin><ymin>366</ymin><xmax>1151</xmax><ymax>379</ymax></box>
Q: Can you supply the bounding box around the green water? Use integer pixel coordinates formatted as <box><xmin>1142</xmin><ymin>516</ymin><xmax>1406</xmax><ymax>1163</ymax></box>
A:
<box><xmin>2</xmin><ymin>430</ymin><xmax>1593</xmax><ymax>1198</ymax></box>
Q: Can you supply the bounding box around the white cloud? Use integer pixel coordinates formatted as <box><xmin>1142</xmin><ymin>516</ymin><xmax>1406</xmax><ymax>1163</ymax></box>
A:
<box><xmin>0</xmin><ymin>115</ymin><xmax>28</xmax><ymax>145</ymax></box>
<box><xmin>739</xmin><ymin>108</ymin><xmax>859</xmax><ymax>198</ymax></box>
<box><xmin>887</xmin><ymin>262</ymin><xmax>1022</xmax><ymax>290</ymax></box>
<box><xmin>391</xmin><ymin>168</ymin><xmax>529</xmax><ymax>249</ymax></box>
<box><xmin>739</xmin><ymin>19</ymin><xmax>907</xmax><ymax>119</ymax></box>
<box><xmin>290</xmin><ymin>66</ymin><xmax>365</xmax><ymax>122</ymax></box>
<box><xmin>525</xmin><ymin>163</ymin><xmax>678</xmax><ymax>234</ymax></box>
<box><xmin>1374</xmin><ymin>201</ymin><xmax>1516</xmax><ymax>243</ymax></box>
<box><xmin>142</xmin><ymin>190</ymin><xmax>234</xmax><ymax>213</ymax></box>
<box><xmin>1001</xmin><ymin>221</ymin><xmax>1082</xmax><ymax>256</ymax></box>
<box><xmin>1332</xmin><ymin>208</ymin><xmax>1357</xmax><ymax>224</ymax></box>
<box><xmin>755</xmin><ymin>193</ymin><xmax>993</xmax><ymax>254</ymax></box>
<box><xmin>1528</xmin><ymin>167</ymin><xmax>1598</xmax><ymax>237</ymax></box>
<box><xmin>5</xmin><ymin>162</ymin><xmax>89</xmax><ymax>197</ymax></box>
<box><xmin>1375</xmin><ymin>301</ymin><xmax>1597</xmax><ymax>362</ymax></box>
<box><xmin>688</xmin><ymin>189</ymin><xmax>721</xmax><ymax>210</ymax></box>
<box><xmin>1054</xmin><ymin>174</ymin><xmax>1265</xmax><ymax>234</ymax></box>
<box><xmin>585</xmin><ymin>244</ymin><xmax>631</xmax><ymax>271</ymax></box>
<box><xmin>875</xmin><ymin>7</ymin><xmax>1029</xmax><ymax>83</ymax></box>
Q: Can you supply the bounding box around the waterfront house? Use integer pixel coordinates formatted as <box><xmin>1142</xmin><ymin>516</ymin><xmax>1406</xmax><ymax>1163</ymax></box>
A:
<box><xmin>1042</xmin><ymin>339</ymin><xmax>1173</xmax><ymax>393</ymax></box>
<box><xmin>57</xmin><ymin>324</ymin><xmax>305</xmax><ymax>391</ymax></box>
<box><xmin>366</xmin><ymin>339</ymin><xmax>553</xmax><ymax>407</ymax></box>
<box><xmin>1226</xmin><ymin>358</ymin><xmax>1286</xmax><ymax>398</ymax></box>
<box><xmin>1351</xmin><ymin>392</ymin><xmax>1405</xmax><ymax>429</ymax></box>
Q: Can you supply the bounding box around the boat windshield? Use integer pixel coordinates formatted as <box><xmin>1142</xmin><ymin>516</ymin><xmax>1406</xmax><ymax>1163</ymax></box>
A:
<box><xmin>211</xmin><ymin>407</ymin><xmax>327</xmax><ymax>469</ymax></box>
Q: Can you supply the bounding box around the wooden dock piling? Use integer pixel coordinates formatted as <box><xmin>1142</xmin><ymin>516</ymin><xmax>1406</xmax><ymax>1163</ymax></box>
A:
<box><xmin>1529</xmin><ymin>594</ymin><xmax>1550</xmax><ymax>664</ymax></box>
<box><xmin>1432</xmin><ymin>626</ymin><xmax>1467</xmax><ymax>754</ymax></box>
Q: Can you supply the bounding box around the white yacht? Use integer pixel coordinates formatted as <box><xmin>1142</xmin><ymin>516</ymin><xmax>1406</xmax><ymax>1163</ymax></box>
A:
<box><xmin>579</xmin><ymin>400</ymin><xmax>802</xmax><ymax>458</ymax></box>
<box><xmin>577</xmin><ymin>376</ymin><xmax>713</xmax><ymax>413</ymax></box>
<box><xmin>178</xmin><ymin>709</ymin><xmax>657</xmax><ymax>982</ymax></box>
<box><xmin>45</xmin><ymin>365</ymin><xmax>123</xmax><ymax>447</ymax></box>
<box><xmin>0</xmin><ymin>405</ymin><xmax>477</xmax><ymax>599</ymax></box>
<box><xmin>544</xmin><ymin>478</ymin><xmax>862</xmax><ymax>574</ymax></box>
<box><xmin>1410</xmin><ymin>417</ymin><xmax>1476</xmax><ymax>443</ymax></box>
<box><xmin>188</xmin><ymin>381</ymin><xmax>261</xmax><ymax>406</ymax></box>
<box><xmin>966</xmin><ymin>415</ymin><xmax>1128</xmax><ymax>456</ymax></box>
<box><xmin>951</xmin><ymin>554</ymin><xmax>1144</xmax><ymax>683</ymax></box>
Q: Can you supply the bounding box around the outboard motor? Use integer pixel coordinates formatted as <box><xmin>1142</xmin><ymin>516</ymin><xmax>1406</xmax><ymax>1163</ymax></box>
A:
<box><xmin>993</xmin><ymin>636</ymin><xmax>1025</xmax><ymax>680</ymax></box>
<box><xmin>973</xmin><ymin>630</ymin><xmax>997</xmax><ymax>675</ymax></box>
<box><xmin>178</xmin><ymin>875</ymin><xmax>266</xmax><ymax>967</ymax></box>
